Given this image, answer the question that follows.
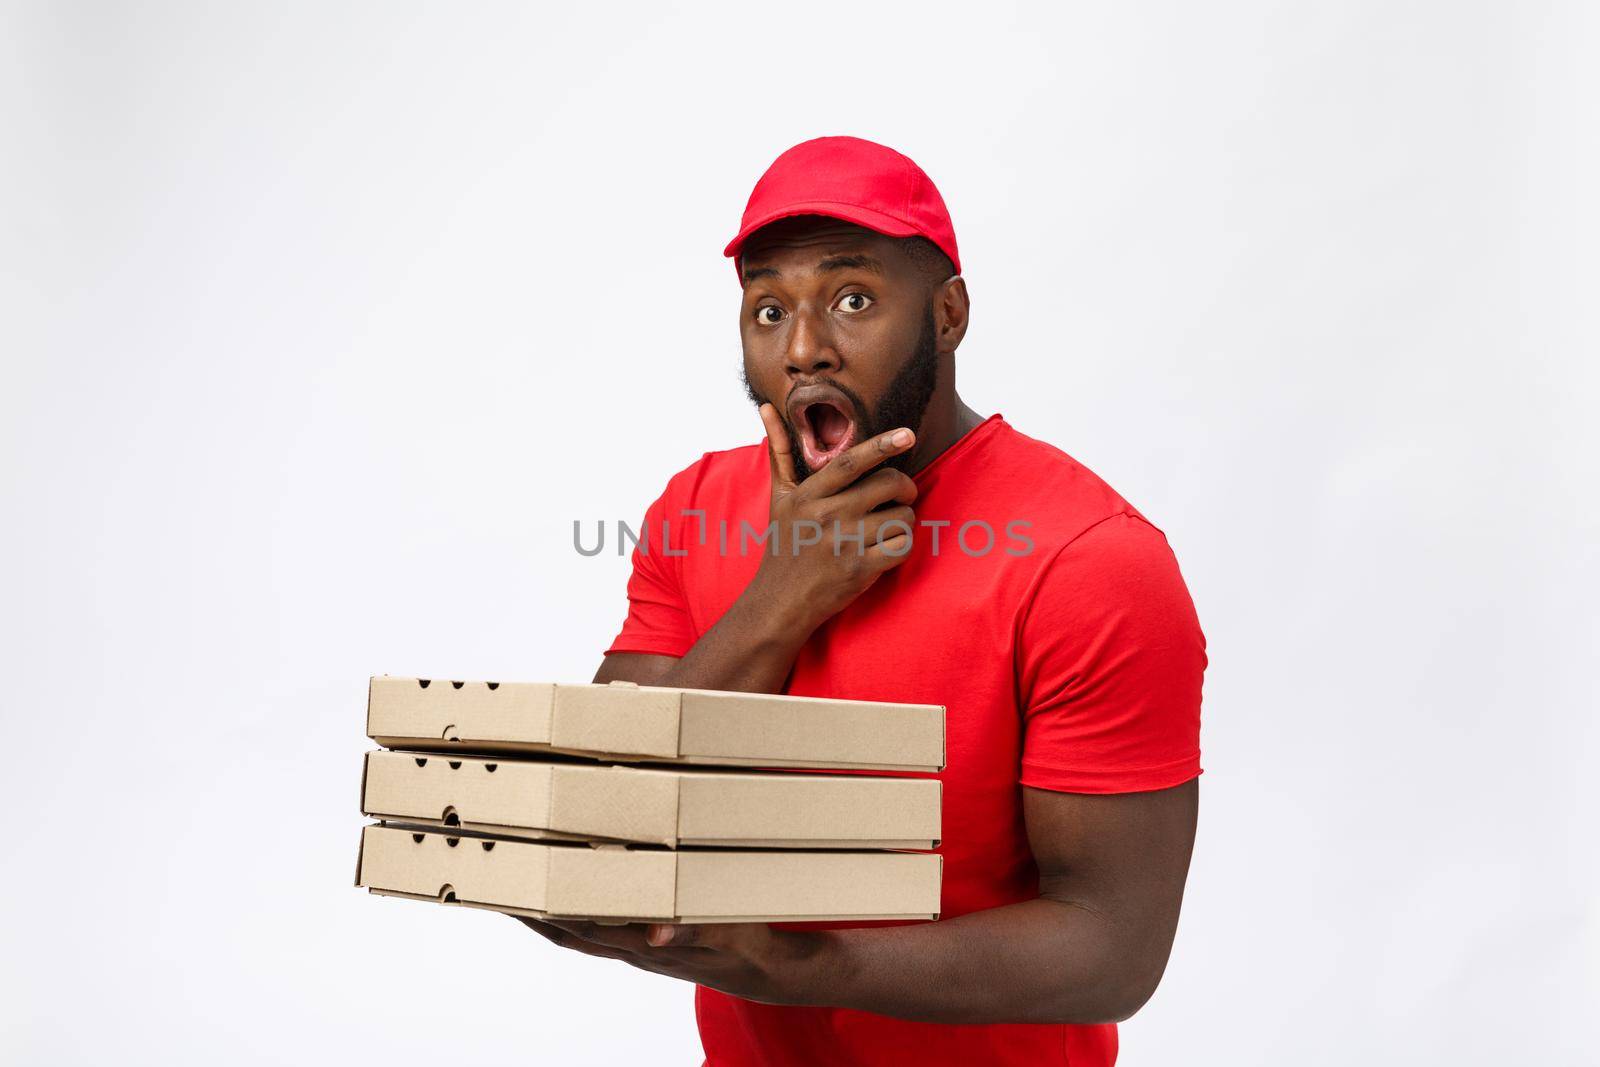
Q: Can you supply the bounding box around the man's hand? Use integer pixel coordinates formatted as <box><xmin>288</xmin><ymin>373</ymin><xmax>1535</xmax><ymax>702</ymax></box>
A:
<box><xmin>512</xmin><ymin>917</ymin><xmax>834</xmax><ymax>1007</ymax></box>
<box><xmin>593</xmin><ymin>404</ymin><xmax>921</xmax><ymax>695</ymax></box>
<box><xmin>749</xmin><ymin>402</ymin><xmax>919</xmax><ymax>635</ymax></box>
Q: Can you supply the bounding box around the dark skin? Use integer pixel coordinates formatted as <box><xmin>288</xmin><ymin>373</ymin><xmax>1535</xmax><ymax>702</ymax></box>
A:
<box><xmin>517</xmin><ymin>217</ymin><xmax>1199</xmax><ymax>1025</ymax></box>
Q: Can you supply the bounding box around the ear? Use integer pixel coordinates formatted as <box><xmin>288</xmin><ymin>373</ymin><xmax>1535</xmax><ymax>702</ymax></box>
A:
<box><xmin>934</xmin><ymin>276</ymin><xmax>970</xmax><ymax>355</ymax></box>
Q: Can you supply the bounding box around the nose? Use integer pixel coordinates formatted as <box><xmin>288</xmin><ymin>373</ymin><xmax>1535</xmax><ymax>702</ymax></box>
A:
<box><xmin>783</xmin><ymin>308</ymin><xmax>839</xmax><ymax>378</ymax></box>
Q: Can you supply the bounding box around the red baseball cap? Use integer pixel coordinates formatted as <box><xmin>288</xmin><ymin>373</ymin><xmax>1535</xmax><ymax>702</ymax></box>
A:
<box><xmin>723</xmin><ymin>136</ymin><xmax>961</xmax><ymax>280</ymax></box>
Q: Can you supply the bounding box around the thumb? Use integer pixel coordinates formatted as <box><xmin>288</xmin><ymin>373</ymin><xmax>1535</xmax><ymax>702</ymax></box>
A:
<box><xmin>758</xmin><ymin>403</ymin><xmax>799</xmax><ymax>490</ymax></box>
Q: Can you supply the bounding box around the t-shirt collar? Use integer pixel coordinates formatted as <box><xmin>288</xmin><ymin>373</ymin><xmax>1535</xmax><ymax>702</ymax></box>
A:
<box><xmin>911</xmin><ymin>412</ymin><xmax>1006</xmax><ymax>485</ymax></box>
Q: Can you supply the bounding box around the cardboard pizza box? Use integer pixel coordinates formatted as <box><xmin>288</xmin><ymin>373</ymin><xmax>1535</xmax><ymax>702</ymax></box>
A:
<box><xmin>361</xmin><ymin>749</ymin><xmax>942</xmax><ymax>849</ymax></box>
<box><xmin>355</xmin><ymin>824</ymin><xmax>942</xmax><ymax>923</ymax></box>
<box><xmin>366</xmin><ymin>677</ymin><xmax>945</xmax><ymax>772</ymax></box>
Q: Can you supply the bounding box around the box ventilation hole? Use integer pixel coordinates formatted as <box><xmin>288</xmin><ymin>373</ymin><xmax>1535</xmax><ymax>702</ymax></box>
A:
<box><xmin>481</xmin><ymin>841</ymin><xmax>495</xmax><ymax>852</ymax></box>
<box><xmin>451</xmin><ymin>681</ymin><xmax>464</xmax><ymax>689</ymax></box>
<box><xmin>484</xmin><ymin>763</ymin><xmax>498</xmax><ymax>773</ymax></box>
<box><xmin>411</xmin><ymin>833</ymin><xmax>425</xmax><ymax>844</ymax></box>
<box><xmin>448</xmin><ymin>760</ymin><xmax>462</xmax><ymax>770</ymax></box>
<box><xmin>486</xmin><ymin>682</ymin><xmax>500</xmax><ymax>690</ymax></box>
<box><xmin>446</xmin><ymin>837</ymin><xmax>460</xmax><ymax>848</ymax></box>
<box><xmin>442</xmin><ymin>808</ymin><xmax>460</xmax><ymax>826</ymax></box>
<box><xmin>414</xmin><ymin>757</ymin><xmax>427</xmax><ymax>768</ymax></box>
<box><xmin>438</xmin><ymin>884</ymin><xmax>456</xmax><ymax>903</ymax></box>
<box><xmin>417</xmin><ymin>679</ymin><xmax>431</xmax><ymax>688</ymax></box>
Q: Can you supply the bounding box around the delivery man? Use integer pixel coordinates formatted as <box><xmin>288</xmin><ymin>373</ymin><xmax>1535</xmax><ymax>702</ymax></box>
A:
<box><xmin>517</xmin><ymin>136</ymin><xmax>1207</xmax><ymax>1067</ymax></box>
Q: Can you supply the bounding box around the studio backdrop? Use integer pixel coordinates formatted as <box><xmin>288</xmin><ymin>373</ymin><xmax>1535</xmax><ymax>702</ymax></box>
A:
<box><xmin>2</xmin><ymin>2</ymin><xmax>1595</xmax><ymax>1064</ymax></box>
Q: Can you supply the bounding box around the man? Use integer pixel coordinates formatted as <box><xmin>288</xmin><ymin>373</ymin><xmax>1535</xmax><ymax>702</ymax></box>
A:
<box><xmin>519</xmin><ymin>136</ymin><xmax>1206</xmax><ymax>1066</ymax></box>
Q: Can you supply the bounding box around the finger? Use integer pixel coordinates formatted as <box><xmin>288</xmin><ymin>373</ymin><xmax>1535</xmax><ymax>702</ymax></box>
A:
<box><xmin>646</xmin><ymin>923</ymin><xmax>707</xmax><ymax>948</ymax></box>
<box><xmin>815</xmin><ymin>506</ymin><xmax>915</xmax><ymax>556</ymax></box>
<box><xmin>759</xmin><ymin>403</ymin><xmax>799</xmax><ymax>490</ymax></box>
<box><xmin>802</xmin><ymin>426</ymin><xmax>915</xmax><ymax>499</ymax></box>
<box><xmin>522</xmin><ymin>918</ymin><xmax>652</xmax><ymax>964</ymax></box>
<box><xmin>512</xmin><ymin>921</ymin><xmax>588</xmax><ymax>953</ymax></box>
<box><xmin>647</xmin><ymin>922</ymin><xmax>768</xmax><ymax>951</ymax></box>
<box><xmin>546</xmin><ymin>920</ymin><xmax>655</xmax><ymax>953</ymax></box>
<box><xmin>860</xmin><ymin>505</ymin><xmax>916</xmax><ymax>545</ymax></box>
<box><xmin>831</xmin><ymin>467</ymin><xmax>918</xmax><ymax>516</ymax></box>
<box><xmin>865</xmin><ymin>532</ymin><xmax>915</xmax><ymax>569</ymax></box>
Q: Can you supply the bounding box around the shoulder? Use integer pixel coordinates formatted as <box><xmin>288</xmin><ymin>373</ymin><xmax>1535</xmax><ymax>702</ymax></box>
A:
<box><xmin>649</xmin><ymin>443</ymin><xmax>767</xmax><ymax>506</ymax></box>
<box><xmin>980</xmin><ymin>419</ymin><xmax>1166</xmax><ymax>552</ymax></box>
<box><xmin>974</xmin><ymin>421</ymin><xmax>1199</xmax><ymax>625</ymax></box>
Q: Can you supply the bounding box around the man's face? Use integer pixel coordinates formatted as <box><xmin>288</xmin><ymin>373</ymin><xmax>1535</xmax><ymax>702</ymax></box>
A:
<box><xmin>738</xmin><ymin>217</ymin><xmax>939</xmax><ymax>481</ymax></box>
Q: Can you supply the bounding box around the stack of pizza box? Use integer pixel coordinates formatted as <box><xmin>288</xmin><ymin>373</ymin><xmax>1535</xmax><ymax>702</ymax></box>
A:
<box><xmin>356</xmin><ymin>677</ymin><xmax>945</xmax><ymax>924</ymax></box>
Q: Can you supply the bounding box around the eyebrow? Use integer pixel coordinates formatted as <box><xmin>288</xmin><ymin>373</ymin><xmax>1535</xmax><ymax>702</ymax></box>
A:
<box><xmin>741</xmin><ymin>253</ymin><xmax>885</xmax><ymax>287</ymax></box>
<box><xmin>817</xmin><ymin>253</ymin><xmax>884</xmax><ymax>275</ymax></box>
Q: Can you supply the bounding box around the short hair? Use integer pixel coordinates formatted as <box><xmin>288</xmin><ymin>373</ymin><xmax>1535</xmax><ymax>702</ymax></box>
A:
<box><xmin>898</xmin><ymin>235</ymin><xmax>956</xmax><ymax>287</ymax></box>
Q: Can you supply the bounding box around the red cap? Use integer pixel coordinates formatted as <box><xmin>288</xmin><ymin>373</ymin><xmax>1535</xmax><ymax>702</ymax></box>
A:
<box><xmin>723</xmin><ymin>136</ymin><xmax>961</xmax><ymax>279</ymax></box>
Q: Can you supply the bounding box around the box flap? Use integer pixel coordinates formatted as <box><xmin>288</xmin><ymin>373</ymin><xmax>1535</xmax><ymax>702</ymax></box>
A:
<box><xmin>357</xmin><ymin>826</ymin><xmax>675</xmax><ymax>919</ymax></box>
<box><xmin>676</xmin><ymin>772</ymin><xmax>941</xmax><ymax>849</ymax></box>
<box><xmin>674</xmin><ymin>849</ymin><xmax>942</xmax><ymax>921</ymax></box>
<box><xmin>363</xmin><ymin>749</ymin><xmax>554</xmax><ymax>829</ymax></box>
<box><xmin>357</xmin><ymin>825</ymin><xmax>942</xmax><ymax>923</ymax></box>
<box><xmin>367</xmin><ymin>677</ymin><xmax>945</xmax><ymax>771</ymax></box>
<box><xmin>549</xmin><ymin>683</ymin><xmax>681</xmax><ymax>759</ymax></box>
<box><xmin>544</xmin><ymin>845</ymin><xmax>677</xmax><ymax>919</ymax></box>
<box><xmin>547</xmin><ymin>764</ymin><xmax>679</xmax><ymax>846</ymax></box>
<box><xmin>677</xmin><ymin>688</ymin><xmax>945</xmax><ymax>771</ymax></box>
<box><xmin>367</xmin><ymin>677</ymin><xmax>554</xmax><ymax>746</ymax></box>
<box><xmin>362</xmin><ymin>752</ymin><xmax>940</xmax><ymax>849</ymax></box>
<box><xmin>359</xmin><ymin>824</ymin><xmax>552</xmax><ymax>912</ymax></box>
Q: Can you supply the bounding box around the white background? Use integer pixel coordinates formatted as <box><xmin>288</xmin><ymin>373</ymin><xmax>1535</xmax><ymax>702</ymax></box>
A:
<box><xmin>3</xmin><ymin>2</ymin><xmax>1596</xmax><ymax>1063</ymax></box>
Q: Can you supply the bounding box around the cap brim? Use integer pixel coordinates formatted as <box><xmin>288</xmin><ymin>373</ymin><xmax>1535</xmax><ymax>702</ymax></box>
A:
<box><xmin>723</xmin><ymin>201</ymin><xmax>921</xmax><ymax>263</ymax></box>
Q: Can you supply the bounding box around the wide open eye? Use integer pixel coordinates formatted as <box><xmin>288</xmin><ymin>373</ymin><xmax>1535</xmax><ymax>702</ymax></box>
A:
<box><xmin>755</xmin><ymin>305</ymin><xmax>785</xmax><ymax>325</ymax></box>
<box><xmin>835</xmin><ymin>292</ymin><xmax>873</xmax><ymax>314</ymax></box>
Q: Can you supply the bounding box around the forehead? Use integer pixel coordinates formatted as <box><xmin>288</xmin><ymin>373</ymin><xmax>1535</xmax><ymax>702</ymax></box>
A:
<box><xmin>739</xmin><ymin>217</ymin><xmax>902</xmax><ymax>279</ymax></box>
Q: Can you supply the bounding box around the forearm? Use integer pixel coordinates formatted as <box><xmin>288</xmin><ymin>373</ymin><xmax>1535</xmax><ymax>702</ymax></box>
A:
<box><xmin>655</xmin><ymin>586</ymin><xmax>812</xmax><ymax>694</ymax></box>
<box><xmin>792</xmin><ymin>898</ymin><xmax>1157</xmax><ymax>1026</ymax></box>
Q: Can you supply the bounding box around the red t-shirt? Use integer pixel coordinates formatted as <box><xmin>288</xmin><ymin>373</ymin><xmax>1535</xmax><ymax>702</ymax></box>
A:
<box><xmin>605</xmin><ymin>414</ymin><xmax>1206</xmax><ymax>1067</ymax></box>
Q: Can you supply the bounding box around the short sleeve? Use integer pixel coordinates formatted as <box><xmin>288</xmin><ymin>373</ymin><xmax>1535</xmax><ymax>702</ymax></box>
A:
<box><xmin>1016</xmin><ymin>512</ymin><xmax>1206</xmax><ymax>794</ymax></box>
<box><xmin>604</xmin><ymin>477</ymin><xmax>698</xmax><ymax>659</ymax></box>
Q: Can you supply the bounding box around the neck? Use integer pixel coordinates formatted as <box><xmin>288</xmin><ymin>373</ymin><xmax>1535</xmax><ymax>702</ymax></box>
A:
<box><xmin>903</xmin><ymin>391</ymin><xmax>985</xmax><ymax>476</ymax></box>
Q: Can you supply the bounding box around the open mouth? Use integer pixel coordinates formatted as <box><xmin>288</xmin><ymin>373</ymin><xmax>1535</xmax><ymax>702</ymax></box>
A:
<box><xmin>789</xmin><ymin>390</ymin><xmax>860</xmax><ymax>472</ymax></box>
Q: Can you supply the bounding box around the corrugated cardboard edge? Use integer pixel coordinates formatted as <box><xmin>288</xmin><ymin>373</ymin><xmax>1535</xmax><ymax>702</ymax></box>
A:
<box><xmin>378</xmin><ymin>816</ymin><xmax>602</xmax><ymax>844</ymax></box>
<box><xmin>356</xmin><ymin>827</ymin><xmax>944</xmax><ymax>923</ymax></box>
<box><xmin>365</xmin><ymin>754</ymin><xmax>938</xmax><ymax>848</ymax></box>
<box><xmin>363</xmin><ymin>741</ymin><xmax>938</xmax><ymax>771</ymax></box>
<box><xmin>363</xmin><ymin>892</ymin><xmax>938</xmax><ymax>926</ymax></box>
<box><xmin>368</xmin><ymin>677</ymin><xmax>945</xmax><ymax>771</ymax></box>
<box><xmin>359</xmin><ymin>750</ymin><xmax>374</xmax><ymax>816</ymax></box>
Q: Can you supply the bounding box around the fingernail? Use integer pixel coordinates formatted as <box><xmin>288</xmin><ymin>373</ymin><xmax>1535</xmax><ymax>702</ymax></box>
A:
<box><xmin>646</xmin><ymin>925</ymin><xmax>672</xmax><ymax>947</ymax></box>
<box><xmin>891</xmin><ymin>429</ymin><xmax>912</xmax><ymax>446</ymax></box>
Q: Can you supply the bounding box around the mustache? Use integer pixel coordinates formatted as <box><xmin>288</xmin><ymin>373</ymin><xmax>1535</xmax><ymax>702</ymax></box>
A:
<box><xmin>745</xmin><ymin>376</ymin><xmax>870</xmax><ymax>432</ymax></box>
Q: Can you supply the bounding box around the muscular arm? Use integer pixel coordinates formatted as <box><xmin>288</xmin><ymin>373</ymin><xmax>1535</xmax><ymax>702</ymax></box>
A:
<box><xmin>809</xmin><ymin>780</ymin><xmax>1198</xmax><ymax>1024</ymax></box>
<box><xmin>592</xmin><ymin>618</ymin><xmax>799</xmax><ymax>693</ymax></box>
<box><xmin>528</xmin><ymin>774</ymin><xmax>1198</xmax><ymax>1025</ymax></box>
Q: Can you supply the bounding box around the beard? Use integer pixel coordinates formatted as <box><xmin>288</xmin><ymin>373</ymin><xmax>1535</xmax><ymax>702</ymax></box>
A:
<box><xmin>743</xmin><ymin>300</ymin><xmax>939</xmax><ymax>482</ymax></box>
